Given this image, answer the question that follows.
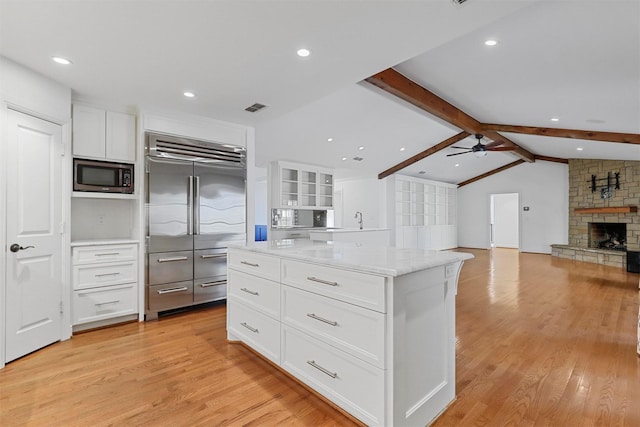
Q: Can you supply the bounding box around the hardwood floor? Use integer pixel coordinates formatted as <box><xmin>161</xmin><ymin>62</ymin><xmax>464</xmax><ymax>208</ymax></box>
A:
<box><xmin>1</xmin><ymin>248</ymin><xmax>638</xmax><ymax>426</ymax></box>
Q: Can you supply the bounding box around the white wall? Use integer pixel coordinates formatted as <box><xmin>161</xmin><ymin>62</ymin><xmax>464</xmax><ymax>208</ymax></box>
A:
<box><xmin>458</xmin><ymin>161</ymin><xmax>568</xmax><ymax>253</ymax></box>
<box><xmin>334</xmin><ymin>176</ymin><xmax>387</xmax><ymax>229</ymax></box>
<box><xmin>254</xmin><ymin>166</ymin><xmax>268</xmax><ymax>225</ymax></box>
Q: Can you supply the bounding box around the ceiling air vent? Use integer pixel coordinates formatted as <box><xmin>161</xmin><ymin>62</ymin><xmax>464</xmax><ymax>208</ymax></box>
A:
<box><xmin>244</xmin><ymin>103</ymin><xmax>267</xmax><ymax>113</ymax></box>
<box><xmin>451</xmin><ymin>0</ymin><xmax>470</xmax><ymax>5</ymax></box>
<box><xmin>353</xmin><ymin>157</ymin><xmax>364</xmax><ymax>161</ymax></box>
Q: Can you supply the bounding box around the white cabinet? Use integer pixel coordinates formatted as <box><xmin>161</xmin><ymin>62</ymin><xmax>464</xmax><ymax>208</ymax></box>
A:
<box><xmin>270</xmin><ymin>161</ymin><xmax>333</xmax><ymax>209</ymax></box>
<box><xmin>393</xmin><ymin>176</ymin><xmax>457</xmax><ymax>250</ymax></box>
<box><xmin>227</xmin><ymin>245</ymin><xmax>466</xmax><ymax>426</ymax></box>
<box><xmin>71</xmin><ymin>243</ymin><xmax>138</xmax><ymax>327</ymax></box>
<box><xmin>73</xmin><ymin>104</ymin><xmax>136</xmax><ymax>162</ymax></box>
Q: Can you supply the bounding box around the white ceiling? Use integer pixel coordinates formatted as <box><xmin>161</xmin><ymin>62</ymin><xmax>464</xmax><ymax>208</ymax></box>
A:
<box><xmin>1</xmin><ymin>0</ymin><xmax>638</xmax><ymax>183</ymax></box>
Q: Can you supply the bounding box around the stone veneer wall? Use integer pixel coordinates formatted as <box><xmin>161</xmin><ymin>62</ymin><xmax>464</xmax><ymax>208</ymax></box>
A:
<box><xmin>568</xmin><ymin>159</ymin><xmax>640</xmax><ymax>253</ymax></box>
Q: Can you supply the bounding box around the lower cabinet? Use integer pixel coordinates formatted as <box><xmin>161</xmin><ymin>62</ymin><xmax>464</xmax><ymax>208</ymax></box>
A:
<box><xmin>227</xmin><ymin>246</ymin><xmax>462</xmax><ymax>426</ymax></box>
<box><xmin>72</xmin><ymin>242</ymin><xmax>138</xmax><ymax>328</ymax></box>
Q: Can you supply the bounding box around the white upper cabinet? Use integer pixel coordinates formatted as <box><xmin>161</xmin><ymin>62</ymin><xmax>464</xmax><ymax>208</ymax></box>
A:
<box><xmin>73</xmin><ymin>104</ymin><xmax>136</xmax><ymax>162</ymax></box>
<box><xmin>271</xmin><ymin>161</ymin><xmax>334</xmax><ymax>209</ymax></box>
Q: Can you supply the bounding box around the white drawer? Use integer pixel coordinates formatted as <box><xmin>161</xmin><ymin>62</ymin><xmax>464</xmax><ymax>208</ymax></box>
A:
<box><xmin>281</xmin><ymin>259</ymin><xmax>386</xmax><ymax>313</ymax></box>
<box><xmin>72</xmin><ymin>244</ymin><xmax>137</xmax><ymax>265</ymax></box>
<box><xmin>228</xmin><ymin>269</ymin><xmax>280</xmax><ymax>319</ymax></box>
<box><xmin>227</xmin><ymin>299</ymin><xmax>280</xmax><ymax>365</ymax></box>
<box><xmin>281</xmin><ymin>285</ymin><xmax>385</xmax><ymax>369</ymax></box>
<box><xmin>73</xmin><ymin>261</ymin><xmax>137</xmax><ymax>290</ymax></box>
<box><xmin>228</xmin><ymin>249</ymin><xmax>280</xmax><ymax>282</ymax></box>
<box><xmin>281</xmin><ymin>325</ymin><xmax>384</xmax><ymax>426</ymax></box>
<box><xmin>73</xmin><ymin>283</ymin><xmax>137</xmax><ymax>325</ymax></box>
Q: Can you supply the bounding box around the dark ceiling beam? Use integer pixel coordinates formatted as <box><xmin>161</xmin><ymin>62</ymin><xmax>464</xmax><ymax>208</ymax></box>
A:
<box><xmin>534</xmin><ymin>155</ymin><xmax>569</xmax><ymax>164</ymax></box>
<box><xmin>365</xmin><ymin>68</ymin><xmax>536</xmax><ymax>165</ymax></box>
<box><xmin>483</xmin><ymin>123</ymin><xmax>640</xmax><ymax>145</ymax></box>
<box><xmin>457</xmin><ymin>160</ymin><xmax>526</xmax><ymax>187</ymax></box>
<box><xmin>378</xmin><ymin>131</ymin><xmax>469</xmax><ymax>179</ymax></box>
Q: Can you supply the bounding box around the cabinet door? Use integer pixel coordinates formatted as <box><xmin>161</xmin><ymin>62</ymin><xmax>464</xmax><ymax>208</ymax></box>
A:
<box><xmin>317</xmin><ymin>171</ymin><xmax>333</xmax><ymax>208</ymax></box>
<box><xmin>299</xmin><ymin>169</ymin><xmax>317</xmax><ymax>208</ymax></box>
<box><xmin>106</xmin><ymin>111</ymin><xmax>136</xmax><ymax>162</ymax></box>
<box><xmin>73</xmin><ymin>104</ymin><xmax>106</xmax><ymax>158</ymax></box>
<box><xmin>280</xmin><ymin>167</ymin><xmax>299</xmax><ymax>207</ymax></box>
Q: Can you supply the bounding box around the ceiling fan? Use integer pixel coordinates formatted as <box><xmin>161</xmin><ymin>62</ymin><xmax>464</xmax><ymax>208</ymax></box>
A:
<box><xmin>446</xmin><ymin>134</ymin><xmax>516</xmax><ymax>157</ymax></box>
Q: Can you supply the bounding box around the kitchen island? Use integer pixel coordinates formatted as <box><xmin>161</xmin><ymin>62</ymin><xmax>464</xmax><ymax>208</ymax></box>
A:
<box><xmin>226</xmin><ymin>240</ymin><xmax>473</xmax><ymax>426</ymax></box>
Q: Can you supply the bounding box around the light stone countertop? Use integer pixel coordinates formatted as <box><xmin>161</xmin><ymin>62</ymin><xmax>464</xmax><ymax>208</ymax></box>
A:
<box><xmin>229</xmin><ymin>240</ymin><xmax>473</xmax><ymax>277</ymax></box>
<box><xmin>308</xmin><ymin>228</ymin><xmax>390</xmax><ymax>234</ymax></box>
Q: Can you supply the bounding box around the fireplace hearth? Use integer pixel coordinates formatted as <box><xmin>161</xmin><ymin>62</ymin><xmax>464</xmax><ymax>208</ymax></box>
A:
<box><xmin>588</xmin><ymin>222</ymin><xmax>627</xmax><ymax>251</ymax></box>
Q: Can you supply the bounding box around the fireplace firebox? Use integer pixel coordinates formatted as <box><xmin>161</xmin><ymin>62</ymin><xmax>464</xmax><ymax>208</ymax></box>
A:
<box><xmin>588</xmin><ymin>222</ymin><xmax>627</xmax><ymax>251</ymax></box>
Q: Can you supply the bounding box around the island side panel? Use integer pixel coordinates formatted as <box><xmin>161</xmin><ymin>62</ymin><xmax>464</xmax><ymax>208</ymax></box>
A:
<box><xmin>390</xmin><ymin>261</ymin><xmax>461</xmax><ymax>426</ymax></box>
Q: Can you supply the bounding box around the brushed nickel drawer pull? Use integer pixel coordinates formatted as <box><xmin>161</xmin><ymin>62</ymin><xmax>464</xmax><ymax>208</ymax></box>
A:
<box><xmin>200</xmin><ymin>280</ymin><xmax>226</xmax><ymax>288</ymax></box>
<box><xmin>306</xmin><ymin>276</ymin><xmax>338</xmax><ymax>286</ymax></box>
<box><xmin>240</xmin><ymin>261</ymin><xmax>259</xmax><ymax>267</ymax></box>
<box><xmin>200</xmin><ymin>254</ymin><xmax>227</xmax><ymax>259</ymax></box>
<box><xmin>157</xmin><ymin>256</ymin><xmax>188</xmax><ymax>263</ymax></box>
<box><xmin>241</xmin><ymin>287</ymin><xmax>259</xmax><ymax>296</ymax></box>
<box><xmin>157</xmin><ymin>286</ymin><xmax>188</xmax><ymax>295</ymax></box>
<box><xmin>95</xmin><ymin>272</ymin><xmax>121</xmax><ymax>277</ymax></box>
<box><xmin>306</xmin><ymin>313</ymin><xmax>338</xmax><ymax>326</ymax></box>
<box><xmin>95</xmin><ymin>252</ymin><xmax>120</xmax><ymax>256</ymax></box>
<box><xmin>241</xmin><ymin>322</ymin><xmax>259</xmax><ymax>333</ymax></box>
<box><xmin>307</xmin><ymin>360</ymin><xmax>337</xmax><ymax>379</ymax></box>
<box><xmin>95</xmin><ymin>300</ymin><xmax>120</xmax><ymax>306</ymax></box>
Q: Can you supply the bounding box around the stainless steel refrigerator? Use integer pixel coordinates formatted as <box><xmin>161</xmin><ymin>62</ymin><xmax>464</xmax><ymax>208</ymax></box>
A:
<box><xmin>145</xmin><ymin>133</ymin><xmax>246</xmax><ymax>319</ymax></box>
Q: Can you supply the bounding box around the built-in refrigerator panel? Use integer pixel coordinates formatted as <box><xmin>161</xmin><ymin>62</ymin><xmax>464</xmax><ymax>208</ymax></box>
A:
<box><xmin>147</xmin><ymin>157</ymin><xmax>194</xmax><ymax>253</ymax></box>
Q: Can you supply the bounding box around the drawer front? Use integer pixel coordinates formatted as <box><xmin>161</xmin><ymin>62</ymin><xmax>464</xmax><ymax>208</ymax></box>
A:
<box><xmin>282</xmin><ymin>285</ymin><xmax>385</xmax><ymax>369</ymax></box>
<box><xmin>194</xmin><ymin>248</ymin><xmax>227</xmax><ymax>280</ymax></box>
<box><xmin>281</xmin><ymin>325</ymin><xmax>384</xmax><ymax>426</ymax></box>
<box><xmin>281</xmin><ymin>259</ymin><xmax>386</xmax><ymax>313</ymax></box>
<box><xmin>227</xmin><ymin>300</ymin><xmax>280</xmax><ymax>365</ymax></box>
<box><xmin>73</xmin><ymin>283</ymin><xmax>137</xmax><ymax>325</ymax></box>
<box><xmin>148</xmin><ymin>251</ymin><xmax>193</xmax><ymax>285</ymax></box>
<box><xmin>194</xmin><ymin>277</ymin><xmax>227</xmax><ymax>303</ymax></box>
<box><xmin>228</xmin><ymin>249</ymin><xmax>280</xmax><ymax>282</ymax></box>
<box><xmin>72</xmin><ymin>244</ymin><xmax>137</xmax><ymax>265</ymax></box>
<box><xmin>73</xmin><ymin>261</ymin><xmax>137</xmax><ymax>290</ymax></box>
<box><xmin>228</xmin><ymin>269</ymin><xmax>280</xmax><ymax>319</ymax></box>
<box><xmin>147</xmin><ymin>281</ymin><xmax>193</xmax><ymax>312</ymax></box>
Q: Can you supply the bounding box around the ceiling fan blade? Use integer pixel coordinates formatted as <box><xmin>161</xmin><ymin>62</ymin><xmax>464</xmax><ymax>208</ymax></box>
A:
<box><xmin>450</xmin><ymin>146</ymin><xmax>471</xmax><ymax>150</ymax></box>
<box><xmin>487</xmin><ymin>147</ymin><xmax>516</xmax><ymax>151</ymax></box>
<box><xmin>446</xmin><ymin>151</ymin><xmax>472</xmax><ymax>157</ymax></box>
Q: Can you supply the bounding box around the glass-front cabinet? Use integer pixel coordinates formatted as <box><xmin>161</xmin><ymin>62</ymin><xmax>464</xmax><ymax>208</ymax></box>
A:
<box><xmin>271</xmin><ymin>161</ymin><xmax>334</xmax><ymax>209</ymax></box>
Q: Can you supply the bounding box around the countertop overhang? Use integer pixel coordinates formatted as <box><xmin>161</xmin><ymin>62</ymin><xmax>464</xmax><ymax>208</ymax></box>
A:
<box><xmin>230</xmin><ymin>240</ymin><xmax>473</xmax><ymax>277</ymax></box>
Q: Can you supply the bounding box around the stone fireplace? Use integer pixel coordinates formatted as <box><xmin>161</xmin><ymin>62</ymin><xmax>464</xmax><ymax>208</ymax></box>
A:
<box><xmin>551</xmin><ymin>159</ymin><xmax>640</xmax><ymax>270</ymax></box>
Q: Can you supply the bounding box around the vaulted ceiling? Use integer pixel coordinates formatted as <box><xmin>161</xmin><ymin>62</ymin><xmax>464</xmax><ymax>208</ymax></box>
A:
<box><xmin>1</xmin><ymin>1</ymin><xmax>638</xmax><ymax>184</ymax></box>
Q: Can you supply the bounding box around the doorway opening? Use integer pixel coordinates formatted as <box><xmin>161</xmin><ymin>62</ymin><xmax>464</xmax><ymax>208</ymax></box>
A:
<box><xmin>490</xmin><ymin>193</ymin><xmax>519</xmax><ymax>249</ymax></box>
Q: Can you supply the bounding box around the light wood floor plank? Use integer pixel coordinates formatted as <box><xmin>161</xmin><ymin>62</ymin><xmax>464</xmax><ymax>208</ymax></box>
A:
<box><xmin>0</xmin><ymin>248</ymin><xmax>638</xmax><ymax>426</ymax></box>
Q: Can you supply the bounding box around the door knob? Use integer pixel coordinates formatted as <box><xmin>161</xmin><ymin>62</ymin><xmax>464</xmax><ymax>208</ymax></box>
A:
<box><xmin>10</xmin><ymin>244</ymin><xmax>34</xmax><ymax>253</ymax></box>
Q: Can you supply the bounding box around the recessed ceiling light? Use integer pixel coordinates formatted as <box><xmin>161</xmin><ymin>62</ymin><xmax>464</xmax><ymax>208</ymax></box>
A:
<box><xmin>341</xmin><ymin>157</ymin><xmax>347</xmax><ymax>161</ymax></box>
<box><xmin>455</xmin><ymin>163</ymin><xmax>460</xmax><ymax>167</ymax></box>
<box><xmin>358</xmin><ymin>146</ymin><xmax>364</xmax><ymax>150</ymax></box>
<box><xmin>484</xmin><ymin>39</ymin><xmax>498</xmax><ymax>46</ymax></box>
<box><xmin>400</xmin><ymin>147</ymin><xmax>406</xmax><ymax>151</ymax></box>
<box><xmin>183</xmin><ymin>91</ymin><xmax>196</xmax><ymax>98</ymax></box>
<box><xmin>550</xmin><ymin>117</ymin><xmax>560</xmax><ymax>122</ymax></box>
<box><xmin>327</xmin><ymin>138</ymin><xmax>333</xmax><ymax>142</ymax></box>
<box><xmin>576</xmin><ymin>147</ymin><xmax>583</xmax><ymax>151</ymax></box>
<box><xmin>52</xmin><ymin>56</ymin><xmax>72</xmax><ymax>65</ymax></box>
<box><xmin>297</xmin><ymin>48</ymin><xmax>311</xmax><ymax>57</ymax></box>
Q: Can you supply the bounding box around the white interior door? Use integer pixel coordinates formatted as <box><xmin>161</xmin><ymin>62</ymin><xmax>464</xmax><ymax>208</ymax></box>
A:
<box><xmin>490</xmin><ymin>193</ymin><xmax>519</xmax><ymax>249</ymax></box>
<box><xmin>5</xmin><ymin>109</ymin><xmax>63</xmax><ymax>363</ymax></box>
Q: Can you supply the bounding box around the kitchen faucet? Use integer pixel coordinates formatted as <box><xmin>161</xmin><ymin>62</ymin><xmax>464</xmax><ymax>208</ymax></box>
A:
<box><xmin>354</xmin><ymin>211</ymin><xmax>363</xmax><ymax>230</ymax></box>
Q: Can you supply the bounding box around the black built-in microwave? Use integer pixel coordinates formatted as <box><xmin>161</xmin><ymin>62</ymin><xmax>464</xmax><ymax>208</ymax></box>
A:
<box><xmin>73</xmin><ymin>158</ymin><xmax>134</xmax><ymax>194</ymax></box>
